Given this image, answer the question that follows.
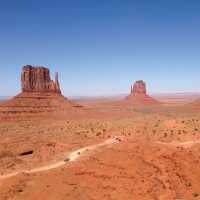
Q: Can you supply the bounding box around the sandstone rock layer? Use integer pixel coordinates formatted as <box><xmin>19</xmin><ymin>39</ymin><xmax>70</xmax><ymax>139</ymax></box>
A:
<box><xmin>21</xmin><ymin>65</ymin><xmax>61</xmax><ymax>93</ymax></box>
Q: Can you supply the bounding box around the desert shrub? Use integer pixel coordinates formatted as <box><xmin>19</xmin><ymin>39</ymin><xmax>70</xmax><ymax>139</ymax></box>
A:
<box><xmin>192</xmin><ymin>192</ymin><xmax>199</xmax><ymax>197</ymax></box>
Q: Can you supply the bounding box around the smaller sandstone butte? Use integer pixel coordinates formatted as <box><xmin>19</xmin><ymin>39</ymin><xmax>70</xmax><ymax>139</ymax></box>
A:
<box><xmin>126</xmin><ymin>80</ymin><xmax>159</xmax><ymax>105</ymax></box>
<box><xmin>131</xmin><ymin>80</ymin><xmax>147</xmax><ymax>95</ymax></box>
<box><xmin>21</xmin><ymin>65</ymin><xmax>61</xmax><ymax>93</ymax></box>
<box><xmin>0</xmin><ymin>65</ymin><xmax>81</xmax><ymax>117</ymax></box>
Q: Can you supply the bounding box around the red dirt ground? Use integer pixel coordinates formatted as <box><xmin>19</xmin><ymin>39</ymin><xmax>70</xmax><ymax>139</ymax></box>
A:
<box><xmin>1</xmin><ymin>95</ymin><xmax>200</xmax><ymax>200</ymax></box>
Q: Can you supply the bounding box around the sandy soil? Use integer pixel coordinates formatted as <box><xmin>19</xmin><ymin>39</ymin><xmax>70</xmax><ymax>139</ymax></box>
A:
<box><xmin>1</xmin><ymin>97</ymin><xmax>200</xmax><ymax>200</ymax></box>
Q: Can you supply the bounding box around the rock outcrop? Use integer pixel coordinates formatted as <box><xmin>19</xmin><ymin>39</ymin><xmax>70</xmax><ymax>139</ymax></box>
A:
<box><xmin>21</xmin><ymin>65</ymin><xmax>61</xmax><ymax>93</ymax></box>
<box><xmin>126</xmin><ymin>80</ymin><xmax>159</xmax><ymax>105</ymax></box>
<box><xmin>0</xmin><ymin>65</ymin><xmax>81</xmax><ymax>117</ymax></box>
<box><xmin>131</xmin><ymin>80</ymin><xmax>146</xmax><ymax>95</ymax></box>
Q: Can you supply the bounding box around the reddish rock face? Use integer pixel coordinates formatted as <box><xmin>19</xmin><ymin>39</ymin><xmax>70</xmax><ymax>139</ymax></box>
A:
<box><xmin>131</xmin><ymin>80</ymin><xmax>146</xmax><ymax>95</ymax></box>
<box><xmin>126</xmin><ymin>80</ymin><xmax>159</xmax><ymax>105</ymax></box>
<box><xmin>0</xmin><ymin>65</ymin><xmax>82</xmax><ymax>117</ymax></box>
<box><xmin>21</xmin><ymin>65</ymin><xmax>61</xmax><ymax>93</ymax></box>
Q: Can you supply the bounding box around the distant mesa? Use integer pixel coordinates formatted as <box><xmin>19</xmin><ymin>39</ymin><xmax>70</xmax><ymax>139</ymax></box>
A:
<box><xmin>0</xmin><ymin>65</ymin><xmax>81</xmax><ymax>116</ymax></box>
<box><xmin>125</xmin><ymin>80</ymin><xmax>159</xmax><ymax>105</ymax></box>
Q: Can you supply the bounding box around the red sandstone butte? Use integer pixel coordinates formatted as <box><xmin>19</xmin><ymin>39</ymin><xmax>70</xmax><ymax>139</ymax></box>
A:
<box><xmin>21</xmin><ymin>65</ymin><xmax>61</xmax><ymax>93</ymax></box>
<box><xmin>0</xmin><ymin>65</ymin><xmax>80</xmax><ymax>116</ymax></box>
<box><xmin>131</xmin><ymin>80</ymin><xmax>146</xmax><ymax>95</ymax></box>
<box><xmin>126</xmin><ymin>80</ymin><xmax>159</xmax><ymax>105</ymax></box>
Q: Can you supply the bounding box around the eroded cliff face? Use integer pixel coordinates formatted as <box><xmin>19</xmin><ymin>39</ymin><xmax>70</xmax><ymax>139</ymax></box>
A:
<box><xmin>21</xmin><ymin>65</ymin><xmax>61</xmax><ymax>94</ymax></box>
<box><xmin>131</xmin><ymin>80</ymin><xmax>147</xmax><ymax>95</ymax></box>
<box><xmin>126</xmin><ymin>80</ymin><xmax>159</xmax><ymax>105</ymax></box>
<box><xmin>0</xmin><ymin>65</ymin><xmax>82</xmax><ymax>117</ymax></box>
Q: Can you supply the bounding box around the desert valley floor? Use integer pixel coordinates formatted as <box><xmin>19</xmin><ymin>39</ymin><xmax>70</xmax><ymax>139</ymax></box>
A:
<box><xmin>1</xmin><ymin>96</ymin><xmax>200</xmax><ymax>200</ymax></box>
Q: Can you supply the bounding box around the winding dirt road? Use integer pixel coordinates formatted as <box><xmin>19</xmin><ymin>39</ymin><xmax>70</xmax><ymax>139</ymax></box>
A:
<box><xmin>0</xmin><ymin>137</ymin><xmax>121</xmax><ymax>181</ymax></box>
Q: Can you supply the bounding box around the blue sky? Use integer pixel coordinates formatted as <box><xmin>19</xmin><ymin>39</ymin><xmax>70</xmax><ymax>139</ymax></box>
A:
<box><xmin>0</xmin><ymin>0</ymin><xmax>200</xmax><ymax>96</ymax></box>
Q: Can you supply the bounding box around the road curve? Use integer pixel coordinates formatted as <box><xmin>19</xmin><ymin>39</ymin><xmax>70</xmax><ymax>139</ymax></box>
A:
<box><xmin>0</xmin><ymin>137</ymin><xmax>121</xmax><ymax>181</ymax></box>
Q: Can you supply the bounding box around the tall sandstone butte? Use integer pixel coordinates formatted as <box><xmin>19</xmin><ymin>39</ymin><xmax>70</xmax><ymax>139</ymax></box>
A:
<box><xmin>131</xmin><ymin>80</ymin><xmax>147</xmax><ymax>95</ymax></box>
<box><xmin>126</xmin><ymin>80</ymin><xmax>159</xmax><ymax>105</ymax></box>
<box><xmin>0</xmin><ymin>65</ymin><xmax>80</xmax><ymax>116</ymax></box>
<box><xmin>21</xmin><ymin>65</ymin><xmax>61</xmax><ymax>93</ymax></box>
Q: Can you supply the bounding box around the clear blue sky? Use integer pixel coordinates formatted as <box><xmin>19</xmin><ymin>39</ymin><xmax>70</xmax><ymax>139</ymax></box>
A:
<box><xmin>0</xmin><ymin>0</ymin><xmax>200</xmax><ymax>96</ymax></box>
